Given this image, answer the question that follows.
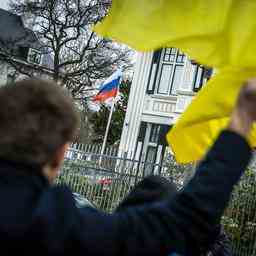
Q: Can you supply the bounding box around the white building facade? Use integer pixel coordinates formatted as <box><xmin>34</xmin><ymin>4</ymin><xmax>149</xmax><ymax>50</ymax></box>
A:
<box><xmin>118</xmin><ymin>48</ymin><xmax>212</xmax><ymax>171</ymax></box>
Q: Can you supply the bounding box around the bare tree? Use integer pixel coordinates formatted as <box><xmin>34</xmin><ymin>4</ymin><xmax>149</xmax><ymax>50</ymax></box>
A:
<box><xmin>9</xmin><ymin>0</ymin><xmax>133</xmax><ymax>98</ymax></box>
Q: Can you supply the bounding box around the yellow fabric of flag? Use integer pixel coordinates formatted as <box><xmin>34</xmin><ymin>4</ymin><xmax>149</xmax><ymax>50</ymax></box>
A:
<box><xmin>168</xmin><ymin>68</ymin><xmax>256</xmax><ymax>163</ymax></box>
<box><xmin>95</xmin><ymin>1</ymin><xmax>256</xmax><ymax>68</ymax></box>
<box><xmin>94</xmin><ymin>0</ymin><xmax>256</xmax><ymax>163</ymax></box>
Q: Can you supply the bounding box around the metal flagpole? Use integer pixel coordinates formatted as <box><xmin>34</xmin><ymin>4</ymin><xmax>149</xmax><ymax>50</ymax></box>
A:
<box><xmin>100</xmin><ymin>98</ymin><xmax>116</xmax><ymax>156</ymax></box>
<box><xmin>98</xmin><ymin>69</ymin><xmax>122</xmax><ymax>165</ymax></box>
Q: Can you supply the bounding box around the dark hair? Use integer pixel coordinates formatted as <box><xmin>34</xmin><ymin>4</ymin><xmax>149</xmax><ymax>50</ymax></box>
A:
<box><xmin>0</xmin><ymin>79</ymin><xmax>79</xmax><ymax>166</ymax></box>
<box><xmin>116</xmin><ymin>175</ymin><xmax>178</xmax><ymax>211</ymax></box>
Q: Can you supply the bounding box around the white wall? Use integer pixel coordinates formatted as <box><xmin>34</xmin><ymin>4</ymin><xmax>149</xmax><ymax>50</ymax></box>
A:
<box><xmin>118</xmin><ymin>49</ymin><xmax>199</xmax><ymax>160</ymax></box>
<box><xmin>118</xmin><ymin>52</ymin><xmax>153</xmax><ymax>158</ymax></box>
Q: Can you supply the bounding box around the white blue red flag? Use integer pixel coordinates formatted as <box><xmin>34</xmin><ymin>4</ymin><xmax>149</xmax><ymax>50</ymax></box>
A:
<box><xmin>93</xmin><ymin>69</ymin><xmax>122</xmax><ymax>102</ymax></box>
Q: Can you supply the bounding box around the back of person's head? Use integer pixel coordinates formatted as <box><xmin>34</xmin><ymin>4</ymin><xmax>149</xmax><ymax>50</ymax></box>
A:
<box><xmin>116</xmin><ymin>175</ymin><xmax>178</xmax><ymax>211</ymax></box>
<box><xmin>0</xmin><ymin>79</ymin><xmax>78</xmax><ymax>169</ymax></box>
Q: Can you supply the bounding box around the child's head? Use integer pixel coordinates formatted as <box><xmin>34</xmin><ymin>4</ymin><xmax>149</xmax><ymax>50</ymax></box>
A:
<box><xmin>0</xmin><ymin>79</ymin><xmax>79</xmax><ymax>181</ymax></box>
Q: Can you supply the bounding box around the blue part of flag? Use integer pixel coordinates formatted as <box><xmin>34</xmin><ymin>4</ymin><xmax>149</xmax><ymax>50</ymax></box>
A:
<box><xmin>98</xmin><ymin>76</ymin><xmax>121</xmax><ymax>93</ymax></box>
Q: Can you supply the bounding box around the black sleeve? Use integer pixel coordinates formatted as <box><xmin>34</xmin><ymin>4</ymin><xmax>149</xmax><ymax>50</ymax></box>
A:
<box><xmin>74</xmin><ymin>130</ymin><xmax>251</xmax><ymax>256</ymax></box>
<box><xmin>205</xmin><ymin>226</ymin><xmax>233</xmax><ymax>256</ymax></box>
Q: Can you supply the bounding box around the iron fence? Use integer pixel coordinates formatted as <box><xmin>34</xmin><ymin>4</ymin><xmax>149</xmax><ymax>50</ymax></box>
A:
<box><xmin>56</xmin><ymin>146</ymin><xmax>256</xmax><ymax>256</ymax></box>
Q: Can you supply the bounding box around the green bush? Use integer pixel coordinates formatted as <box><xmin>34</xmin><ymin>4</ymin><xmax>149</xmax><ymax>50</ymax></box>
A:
<box><xmin>223</xmin><ymin>168</ymin><xmax>256</xmax><ymax>255</ymax></box>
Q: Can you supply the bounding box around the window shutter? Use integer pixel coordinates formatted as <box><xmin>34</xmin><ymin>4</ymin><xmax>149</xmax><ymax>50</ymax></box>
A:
<box><xmin>138</xmin><ymin>122</ymin><xmax>147</xmax><ymax>141</ymax></box>
<box><xmin>146</xmin><ymin>50</ymin><xmax>161</xmax><ymax>94</ymax></box>
<box><xmin>158</xmin><ymin>125</ymin><xmax>170</xmax><ymax>146</ymax></box>
<box><xmin>204</xmin><ymin>67</ymin><xmax>213</xmax><ymax>80</ymax></box>
<box><xmin>193</xmin><ymin>65</ymin><xmax>205</xmax><ymax>92</ymax></box>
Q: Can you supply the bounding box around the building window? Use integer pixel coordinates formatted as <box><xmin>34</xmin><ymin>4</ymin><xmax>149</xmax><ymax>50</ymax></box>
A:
<box><xmin>150</xmin><ymin>124</ymin><xmax>161</xmax><ymax>143</ymax></box>
<box><xmin>192</xmin><ymin>65</ymin><xmax>204</xmax><ymax>92</ymax></box>
<box><xmin>156</xmin><ymin>48</ymin><xmax>185</xmax><ymax>95</ymax></box>
<box><xmin>158</xmin><ymin>64</ymin><xmax>173</xmax><ymax>94</ymax></box>
<box><xmin>204</xmin><ymin>68</ymin><xmax>213</xmax><ymax>80</ymax></box>
<box><xmin>147</xmin><ymin>50</ymin><xmax>161</xmax><ymax>94</ymax></box>
<box><xmin>146</xmin><ymin>146</ymin><xmax>157</xmax><ymax>163</ymax></box>
<box><xmin>144</xmin><ymin>146</ymin><xmax>157</xmax><ymax>176</ymax></box>
<box><xmin>27</xmin><ymin>48</ymin><xmax>42</xmax><ymax>65</ymax></box>
<box><xmin>192</xmin><ymin>65</ymin><xmax>213</xmax><ymax>92</ymax></box>
<box><xmin>163</xmin><ymin>48</ymin><xmax>176</xmax><ymax>62</ymax></box>
<box><xmin>138</xmin><ymin>122</ymin><xmax>147</xmax><ymax>141</ymax></box>
<box><xmin>172</xmin><ymin>65</ymin><xmax>183</xmax><ymax>94</ymax></box>
<box><xmin>136</xmin><ymin>122</ymin><xmax>171</xmax><ymax>174</ymax></box>
<box><xmin>176</xmin><ymin>52</ymin><xmax>186</xmax><ymax>63</ymax></box>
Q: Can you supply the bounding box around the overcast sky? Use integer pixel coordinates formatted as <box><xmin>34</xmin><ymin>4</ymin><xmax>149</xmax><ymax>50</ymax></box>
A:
<box><xmin>1</xmin><ymin>0</ymin><xmax>10</xmax><ymax>10</ymax></box>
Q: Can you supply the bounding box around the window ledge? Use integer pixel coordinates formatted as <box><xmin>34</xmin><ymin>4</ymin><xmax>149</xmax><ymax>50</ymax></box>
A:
<box><xmin>150</xmin><ymin>94</ymin><xmax>177</xmax><ymax>101</ymax></box>
<box><xmin>176</xmin><ymin>90</ymin><xmax>196</xmax><ymax>96</ymax></box>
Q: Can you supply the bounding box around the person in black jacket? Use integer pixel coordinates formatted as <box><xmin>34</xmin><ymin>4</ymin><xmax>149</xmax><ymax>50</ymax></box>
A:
<box><xmin>0</xmin><ymin>78</ymin><xmax>254</xmax><ymax>255</ymax></box>
<box><xmin>116</xmin><ymin>175</ymin><xmax>232</xmax><ymax>256</ymax></box>
<box><xmin>115</xmin><ymin>175</ymin><xmax>178</xmax><ymax>212</ymax></box>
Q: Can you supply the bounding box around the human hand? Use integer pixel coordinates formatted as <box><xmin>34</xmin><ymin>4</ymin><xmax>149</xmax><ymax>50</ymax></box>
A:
<box><xmin>229</xmin><ymin>79</ymin><xmax>256</xmax><ymax>137</ymax></box>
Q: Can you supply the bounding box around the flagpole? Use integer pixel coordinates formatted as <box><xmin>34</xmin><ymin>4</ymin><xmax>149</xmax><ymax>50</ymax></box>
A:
<box><xmin>95</xmin><ymin>68</ymin><xmax>122</xmax><ymax>165</ymax></box>
<box><xmin>100</xmin><ymin>97</ymin><xmax>116</xmax><ymax>156</ymax></box>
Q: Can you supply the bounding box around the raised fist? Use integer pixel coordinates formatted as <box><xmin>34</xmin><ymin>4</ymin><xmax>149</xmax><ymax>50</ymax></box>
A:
<box><xmin>229</xmin><ymin>79</ymin><xmax>256</xmax><ymax>137</ymax></box>
<box><xmin>236</xmin><ymin>79</ymin><xmax>256</xmax><ymax>122</ymax></box>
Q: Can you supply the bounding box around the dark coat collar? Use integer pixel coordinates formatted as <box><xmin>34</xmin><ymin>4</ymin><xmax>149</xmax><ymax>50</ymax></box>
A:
<box><xmin>0</xmin><ymin>158</ymin><xmax>49</xmax><ymax>191</ymax></box>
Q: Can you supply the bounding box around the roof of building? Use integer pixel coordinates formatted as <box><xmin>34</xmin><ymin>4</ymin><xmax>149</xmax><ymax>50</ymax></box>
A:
<box><xmin>0</xmin><ymin>8</ymin><xmax>54</xmax><ymax>70</ymax></box>
<box><xmin>0</xmin><ymin>8</ymin><xmax>39</xmax><ymax>49</ymax></box>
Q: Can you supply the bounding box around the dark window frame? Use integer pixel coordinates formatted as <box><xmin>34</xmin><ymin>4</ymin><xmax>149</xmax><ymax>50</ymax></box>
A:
<box><xmin>176</xmin><ymin>52</ymin><xmax>186</xmax><ymax>63</ymax></box>
<box><xmin>169</xmin><ymin>64</ymin><xmax>183</xmax><ymax>95</ymax></box>
<box><xmin>156</xmin><ymin>48</ymin><xmax>186</xmax><ymax>96</ymax></box>
<box><xmin>150</xmin><ymin>124</ymin><xmax>161</xmax><ymax>143</ymax></box>
<box><xmin>27</xmin><ymin>48</ymin><xmax>42</xmax><ymax>65</ymax></box>
<box><xmin>163</xmin><ymin>48</ymin><xmax>176</xmax><ymax>62</ymax></box>
<box><xmin>192</xmin><ymin>64</ymin><xmax>204</xmax><ymax>92</ymax></box>
<box><xmin>146</xmin><ymin>50</ymin><xmax>161</xmax><ymax>94</ymax></box>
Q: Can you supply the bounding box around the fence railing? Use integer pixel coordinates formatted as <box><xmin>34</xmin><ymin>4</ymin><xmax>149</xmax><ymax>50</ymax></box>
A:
<box><xmin>57</xmin><ymin>146</ymin><xmax>256</xmax><ymax>256</ymax></box>
<box><xmin>70</xmin><ymin>142</ymin><xmax>119</xmax><ymax>157</ymax></box>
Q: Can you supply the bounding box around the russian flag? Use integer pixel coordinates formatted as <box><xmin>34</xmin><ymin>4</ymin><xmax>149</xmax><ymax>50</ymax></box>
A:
<box><xmin>93</xmin><ymin>69</ymin><xmax>122</xmax><ymax>102</ymax></box>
